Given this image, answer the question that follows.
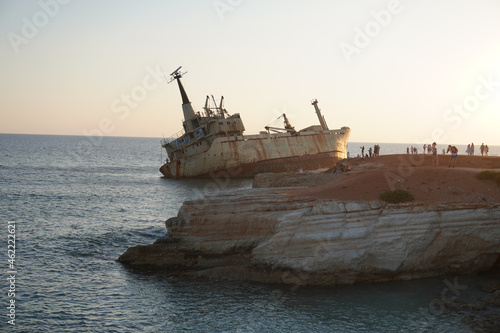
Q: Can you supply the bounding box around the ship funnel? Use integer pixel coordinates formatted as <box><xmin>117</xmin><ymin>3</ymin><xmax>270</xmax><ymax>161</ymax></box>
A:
<box><xmin>311</xmin><ymin>99</ymin><xmax>329</xmax><ymax>130</ymax></box>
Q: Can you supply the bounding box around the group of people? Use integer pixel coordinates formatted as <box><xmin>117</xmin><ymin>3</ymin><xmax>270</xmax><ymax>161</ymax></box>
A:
<box><xmin>465</xmin><ymin>143</ymin><xmax>489</xmax><ymax>156</ymax></box>
<box><xmin>422</xmin><ymin>144</ymin><xmax>437</xmax><ymax>154</ymax></box>
<box><xmin>405</xmin><ymin>143</ymin><xmax>456</xmax><ymax>167</ymax></box>
<box><xmin>407</xmin><ymin>144</ymin><xmax>440</xmax><ymax>154</ymax></box>
<box><xmin>405</xmin><ymin>142</ymin><xmax>485</xmax><ymax>168</ymax></box>
<box><xmin>425</xmin><ymin>142</ymin><xmax>489</xmax><ymax>168</ymax></box>
<box><xmin>350</xmin><ymin>142</ymin><xmax>491</xmax><ymax>165</ymax></box>
<box><xmin>407</xmin><ymin>146</ymin><xmax>420</xmax><ymax>154</ymax></box>
<box><xmin>359</xmin><ymin>145</ymin><xmax>380</xmax><ymax>158</ymax></box>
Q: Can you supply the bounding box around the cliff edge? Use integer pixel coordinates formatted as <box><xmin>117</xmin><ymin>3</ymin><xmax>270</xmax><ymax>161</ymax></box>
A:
<box><xmin>119</xmin><ymin>154</ymin><xmax>500</xmax><ymax>286</ymax></box>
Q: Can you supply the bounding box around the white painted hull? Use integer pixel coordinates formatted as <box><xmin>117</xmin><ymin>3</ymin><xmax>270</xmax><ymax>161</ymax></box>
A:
<box><xmin>160</xmin><ymin>127</ymin><xmax>350</xmax><ymax>178</ymax></box>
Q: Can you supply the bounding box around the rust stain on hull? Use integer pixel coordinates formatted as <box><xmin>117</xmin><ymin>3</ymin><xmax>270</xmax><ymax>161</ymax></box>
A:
<box><xmin>160</xmin><ymin>127</ymin><xmax>350</xmax><ymax>178</ymax></box>
<box><xmin>197</xmin><ymin>152</ymin><xmax>343</xmax><ymax>178</ymax></box>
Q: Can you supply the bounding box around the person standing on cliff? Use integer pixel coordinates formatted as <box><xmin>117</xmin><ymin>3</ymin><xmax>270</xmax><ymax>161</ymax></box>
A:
<box><xmin>360</xmin><ymin>146</ymin><xmax>365</xmax><ymax>157</ymax></box>
<box><xmin>447</xmin><ymin>145</ymin><xmax>458</xmax><ymax>168</ymax></box>
<box><xmin>480</xmin><ymin>143</ymin><xmax>485</xmax><ymax>156</ymax></box>
<box><xmin>432</xmin><ymin>142</ymin><xmax>438</xmax><ymax>166</ymax></box>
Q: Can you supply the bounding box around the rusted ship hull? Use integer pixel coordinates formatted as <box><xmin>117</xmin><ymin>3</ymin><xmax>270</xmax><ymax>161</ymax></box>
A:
<box><xmin>160</xmin><ymin>127</ymin><xmax>350</xmax><ymax>178</ymax></box>
<box><xmin>159</xmin><ymin>67</ymin><xmax>351</xmax><ymax>178</ymax></box>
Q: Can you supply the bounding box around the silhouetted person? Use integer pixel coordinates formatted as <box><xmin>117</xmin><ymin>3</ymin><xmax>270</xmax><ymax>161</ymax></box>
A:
<box><xmin>447</xmin><ymin>145</ymin><xmax>458</xmax><ymax>168</ymax></box>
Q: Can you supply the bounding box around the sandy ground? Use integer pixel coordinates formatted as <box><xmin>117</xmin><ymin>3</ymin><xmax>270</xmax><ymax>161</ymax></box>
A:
<box><xmin>287</xmin><ymin>154</ymin><xmax>500</xmax><ymax>205</ymax></box>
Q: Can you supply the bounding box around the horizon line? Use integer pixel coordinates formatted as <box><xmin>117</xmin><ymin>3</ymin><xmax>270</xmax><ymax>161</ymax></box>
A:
<box><xmin>1</xmin><ymin>132</ymin><xmax>498</xmax><ymax>146</ymax></box>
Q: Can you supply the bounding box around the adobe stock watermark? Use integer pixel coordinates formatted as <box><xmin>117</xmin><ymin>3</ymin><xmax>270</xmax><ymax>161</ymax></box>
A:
<box><xmin>213</xmin><ymin>0</ymin><xmax>243</xmax><ymax>21</ymax></box>
<box><xmin>442</xmin><ymin>74</ymin><xmax>500</xmax><ymax>131</ymax></box>
<box><xmin>404</xmin><ymin>277</ymin><xmax>468</xmax><ymax>332</ymax></box>
<box><xmin>235</xmin><ymin>233</ymin><xmax>341</xmax><ymax>332</ymax></box>
<box><xmin>267</xmin><ymin>106</ymin><xmax>297</xmax><ymax>129</ymax></box>
<box><xmin>339</xmin><ymin>0</ymin><xmax>404</xmax><ymax>63</ymax></box>
<box><xmin>277</xmin><ymin>233</ymin><xmax>337</xmax><ymax>291</ymax></box>
<box><xmin>182</xmin><ymin>166</ymin><xmax>244</xmax><ymax>216</ymax></box>
<box><xmin>68</xmin><ymin>64</ymin><xmax>166</xmax><ymax>163</ymax></box>
<box><xmin>7</xmin><ymin>0</ymin><xmax>71</xmax><ymax>54</ymax></box>
<box><xmin>384</xmin><ymin>73</ymin><xmax>499</xmax><ymax>190</ymax></box>
<box><xmin>6</xmin><ymin>221</ymin><xmax>17</xmax><ymax>326</ymax></box>
<box><xmin>429</xmin><ymin>277</ymin><xmax>468</xmax><ymax>315</ymax></box>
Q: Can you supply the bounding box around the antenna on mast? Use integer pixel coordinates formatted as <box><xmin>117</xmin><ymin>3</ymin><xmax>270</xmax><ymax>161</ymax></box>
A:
<box><xmin>167</xmin><ymin>66</ymin><xmax>196</xmax><ymax>122</ymax></box>
<box><xmin>168</xmin><ymin>66</ymin><xmax>188</xmax><ymax>83</ymax></box>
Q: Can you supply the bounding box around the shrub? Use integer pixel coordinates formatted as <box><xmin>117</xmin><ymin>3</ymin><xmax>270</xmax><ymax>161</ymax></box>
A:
<box><xmin>475</xmin><ymin>170</ymin><xmax>500</xmax><ymax>186</ymax></box>
<box><xmin>475</xmin><ymin>170</ymin><xmax>498</xmax><ymax>180</ymax></box>
<box><xmin>379</xmin><ymin>189</ymin><xmax>414</xmax><ymax>203</ymax></box>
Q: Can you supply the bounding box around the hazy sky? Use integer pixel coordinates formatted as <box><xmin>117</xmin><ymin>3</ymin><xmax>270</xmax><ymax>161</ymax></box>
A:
<box><xmin>1</xmin><ymin>0</ymin><xmax>500</xmax><ymax>144</ymax></box>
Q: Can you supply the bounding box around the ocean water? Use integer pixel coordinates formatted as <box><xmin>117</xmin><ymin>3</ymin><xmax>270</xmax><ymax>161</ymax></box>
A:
<box><xmin>0</xmin><ymin>134</ymin><xmax>495</xmax><ymax>332</ymax></box>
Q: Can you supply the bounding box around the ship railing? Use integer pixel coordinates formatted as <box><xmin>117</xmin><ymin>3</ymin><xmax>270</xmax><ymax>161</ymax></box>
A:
<box><xmin>161</xmin><ymin>129</ymin><xmax>185</xmax><ymax>146</ymax></box>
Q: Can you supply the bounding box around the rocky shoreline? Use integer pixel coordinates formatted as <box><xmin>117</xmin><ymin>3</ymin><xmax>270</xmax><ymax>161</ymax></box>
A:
<box><xmin>119</xmin><ymin>187</ymin><xmax>500</xmax><ymax>283</ymax></box>
<box><xmin>118</xmin><ymin>154</ymin><xmax>500</xmax><ymax>331</ymax></box>
<box><xmin>119</xmin><ymin>155</ymin><xmax>500</xmax><ymax>283</ymax></box>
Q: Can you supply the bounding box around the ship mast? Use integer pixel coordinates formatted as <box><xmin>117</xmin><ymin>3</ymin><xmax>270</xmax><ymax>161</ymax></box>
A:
<box><xmin>311</xmin><ymin>99</ymin><xmax>329</xmax><ymax>130</ymax></box>
<box><xmin>169</xmin><ymin>66</ymin><xmax>197</xmax><ymax>131</ymax></box>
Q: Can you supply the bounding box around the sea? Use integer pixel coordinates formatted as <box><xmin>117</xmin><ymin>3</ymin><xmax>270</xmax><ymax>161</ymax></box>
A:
<box><xmin>0</xmin><ymin>134</ymin><xmax>498</xmax><ymax>332</ymax></box>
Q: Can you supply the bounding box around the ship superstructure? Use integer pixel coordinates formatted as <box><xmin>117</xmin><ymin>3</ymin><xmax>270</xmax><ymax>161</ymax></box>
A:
<box><xmin>160</xmin><ymin>67</ymin><xmax>350</xmax><ymax>178</ymax></box>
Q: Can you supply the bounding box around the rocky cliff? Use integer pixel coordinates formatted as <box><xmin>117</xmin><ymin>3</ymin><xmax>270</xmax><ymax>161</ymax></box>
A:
<box><xmin>118</xmin><ymin>187</ymin><xmax>500</xmax><ymax>286</ymax></box>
